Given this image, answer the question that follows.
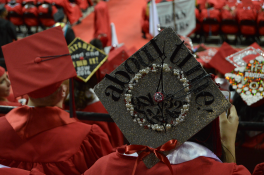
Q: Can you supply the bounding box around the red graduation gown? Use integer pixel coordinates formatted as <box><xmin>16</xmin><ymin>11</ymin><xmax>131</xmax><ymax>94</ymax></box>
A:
<box><xmin>0</xmin><ymin>106</ymin><xmax>113</xmax><ymax>175</ymax></box>
<box><xmin>50</xmin><ymin>0</ymin><xmax>82</xmax><ymax>24</ymax></box>
<box><xmin>81</xmin><ymin>101</ymin><xmax>124</xmax><ymax>148</ymax></box>
<box><xmin>253</xmin><ymin>163</ymin><xmax>264</xmax><ymax>175</ymax></box>
<box><xmin>93</xmin><ymin>1</ymin><xmax>111</xmax><ymax>47</ymax></box>
<box><xmin>240</xmin><ymin>133</ymin><xmax>264</xmax><ymax>149</ymax></box>
<box><xmin>0</xmin><ymin>101</ymin><xmax>21</xmax><ymax>117</ymax></box>
<box><xmin>0</xmin><ymin>100</ymin><xmax>21</xmax><ymax>106</ymax></box>
<box><xmin>75</xmin><ymin>0</ymin><xmax>89</xmax><ymax>11</ymax></box>
<box><xmin>141</xmin><ymin>3</ymin><xmax>149</xmax><ymax>34</ymax></box>
<box><xmin>0</xmin><ymin>168</ymin><xmax>45</xmax><ymax>175</ymax></box>
<box><xmin>83</xmin><ymin>148</ymin><xmax>250</xmax><ymax>175</ymax></box>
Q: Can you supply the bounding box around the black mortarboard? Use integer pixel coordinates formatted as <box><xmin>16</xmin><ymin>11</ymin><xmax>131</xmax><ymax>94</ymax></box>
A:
<box><xmin>94</xmin><ymin>28</ymin><xmax>230</xmax><ymax>168</ymax></box>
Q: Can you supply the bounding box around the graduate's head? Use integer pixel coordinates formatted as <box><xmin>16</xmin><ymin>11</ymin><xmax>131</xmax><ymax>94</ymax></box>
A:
<box><xmin>0</xmin><ymin>66</ymin><xmax>10</xmax><ymax>99</ymax></box>
<box><xmin>90</xmin><ymin>39</ymin><xmax>103</xmax><ymax>50</ymax></box>
<box><xmin>1</xmin><ymin>27</ymin><xmax>77</xmax><ymax>107</ymax></box>
<box><xmin>0</xmin><ymin>4</ymin><xmax>7</xmax><ymax>18</ymax></box>
<box><xmin>206</xmin><ymin>0</ymin><xmax>217</xmax><ymax>8</ymax></box>
<box><xmin>54</xmin><ymin>8</ymin><xmax>67</xmax><ymax>23</ymax></box>
<box><xmin>92</xmin><ymin>0</ymin><xmax>100</xmax><ymax>4</ymax></box>
<box><xmin>28</xmin><ymin>80</ymin><xmax>68</xmax><ymax>107</ymax></box>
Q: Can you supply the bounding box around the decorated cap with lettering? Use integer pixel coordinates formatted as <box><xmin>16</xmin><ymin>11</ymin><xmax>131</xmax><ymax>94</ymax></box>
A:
<box><xmin>2</xmin><ymin>26</ymin><xmax>77</xmax><ymax>98</ymax></box>
<box><xmin>226</xmin><ymin>46</ymin><xmax>264</xmax><ymax>68</ymax></box>
<box><xmin>226</xmin><ymin>56</ymin><xmax>264</xmax><ymax>106</ymax></box>
<box><xmin>94</xmin><ymin>28</ymin><xmax>230</xmax><ymax>168</ymax></box>
<box><xmin>68</xmin><ymin>38</ymin><xmax>108</xmax><ymax>82</ymax></box>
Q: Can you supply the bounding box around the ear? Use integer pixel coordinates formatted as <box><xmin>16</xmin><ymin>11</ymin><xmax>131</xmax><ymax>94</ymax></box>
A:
<box><xmin>61</xmin><ymin>84</ymin><xmax>67</xmax><ymax>98</ymax></box>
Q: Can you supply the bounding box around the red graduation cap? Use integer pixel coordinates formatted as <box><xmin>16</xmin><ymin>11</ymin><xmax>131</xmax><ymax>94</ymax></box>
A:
<box><xmin>208</xmin><ymin>42</ymin><xmax>237</xmax><ymax>75</ymax></box>
<box><xmin>196</xmin><ymin>48</ymin><xmax>218</xmax><ymax>68</ymax></box>
<box><xmin>98</xmin><ymin>45</ymin><xmax>129</xmax><ymax>81</ymax></box>
<box><xmin>0</xmin><ymin>66</ymin><xmax>5</xmax><ymax>77</ymax></box>
<box><xmin>2</xmin><ymin>26</ymin><xmax>77</xmax><ymax>98</ymax></box>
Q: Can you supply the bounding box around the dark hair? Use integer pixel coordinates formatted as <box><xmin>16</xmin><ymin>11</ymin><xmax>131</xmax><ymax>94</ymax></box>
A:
<box><xmin>90</xmin><ymin>39</ymin><xmax>103</xmax><ymax>50</ymax></box>
<box><xmin>233</xmin><ymin>92</ymin><xmax>264</xmax><ymax>122</ymax></box>
<box><xmin>188</xmin><ymin>121</ymin><xmax>227</xmax><ymax>162</ymax></box>
<box><xmin>233</xmin><ymin>92</ymin><xmax>264</xmax><ymax>145</ymax></box>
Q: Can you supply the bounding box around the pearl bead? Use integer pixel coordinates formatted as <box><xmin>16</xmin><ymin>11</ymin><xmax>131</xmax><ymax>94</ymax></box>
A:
<box><xmin>130</xmin><ymin>111</ymin><xmax>134</xmax><ymax>115</ymax></box>
<box><xmin>133</xmin><ymin>119</ymin><xmax>137</xmax><ymax>122</ymax></box>
<box><xmin>166</xmin><ymin>124</ymin><xmax>171</xmax><ymax>130</ymax></box>
<box><xmin>142</xmin><ymin>119</ymin><xmax>146</xmax><ymax>123</ymax></box>
<box><xmin>185</xmin><ymin>87</ymin><xmax>189</xmax><ymax>92</ymax></box>
<box><xmin>236</xmin><ymin>89</ymin><xmax>242</xmax><ymax>93</ymax></box>
<box><xmin>139</xmin><ymin>124</ymin><xmax>143</xmax><ymax>127</ymax></box>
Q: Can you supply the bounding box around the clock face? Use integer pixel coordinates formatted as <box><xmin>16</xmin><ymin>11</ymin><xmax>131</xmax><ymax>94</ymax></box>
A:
<box><xmin>94</xmin><ymin>28</ymin><xmax>230</xmax><ymax>167</ymax></box>
<box><xmin>124</xmin><ymin>62</ymin><xmax>191</xmax><ymax>132</ymax></box>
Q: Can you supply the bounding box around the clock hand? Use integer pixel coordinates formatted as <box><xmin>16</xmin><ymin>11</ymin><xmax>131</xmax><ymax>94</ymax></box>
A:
<box><xmin>164</xmin><ymin>73</ymin><xmax>212</xmax><ymax>101</ymax></box>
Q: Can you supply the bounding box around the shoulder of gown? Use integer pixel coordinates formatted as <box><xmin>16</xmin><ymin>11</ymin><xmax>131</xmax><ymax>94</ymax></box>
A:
<box><xmin>83</xmin><ymin>150</ymin><xmax>251</xmax><ymax>175</ymax></box>
<box><xmin>0</xmin><ymin>115</ymin><xmax>113</xmax><ymax>175</ymax></box>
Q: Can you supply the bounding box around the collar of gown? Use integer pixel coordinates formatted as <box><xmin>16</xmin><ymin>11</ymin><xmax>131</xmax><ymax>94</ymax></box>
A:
<box><xmin>122</xmin><ymin>141</ymin><xmax>222</xmax><ymax>164</ymax></box>
<box><xmin>5</xmin><ymin>105</ymin><xmax>77</xmax><ymax>139</ymax></box>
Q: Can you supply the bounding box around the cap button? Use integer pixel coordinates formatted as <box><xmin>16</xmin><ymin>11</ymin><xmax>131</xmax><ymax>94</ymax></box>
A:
<box><xmin>34</xmin><ymin>57</ymin><xmax>42</xmax><ymax>63</ymax></box>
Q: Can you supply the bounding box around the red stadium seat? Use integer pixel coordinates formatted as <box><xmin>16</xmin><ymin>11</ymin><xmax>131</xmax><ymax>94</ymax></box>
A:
<box><xmin>200</xmin><ymin>8</ymin><xmax>222</xmax><ymax>43</ymax></box>
<box><xmin>5</xmin><ymin>2</ymin><xmax>24</xmax><ymax>26</ymax></box>
<box><xmin>257</xmin><ymin>11</ymin><xmax>264</xmax><ymax>36</ymax></box>
<box><xmin>22</xmin><ymin>3</ymin><xmax>39</xmax><ymax>32</ymax></box>
<box><xmin>236</xmin><ymin>6</ymin><xmax>259</xmax><ymax>42</ymax></box>
<box><xmin>38</xmin><ymin>3</ymin><xmax>57</xmax><ymax>27</ymax></box>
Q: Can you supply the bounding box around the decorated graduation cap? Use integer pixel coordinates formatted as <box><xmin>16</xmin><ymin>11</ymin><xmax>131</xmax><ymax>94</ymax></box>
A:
<box><xmin>68</xmin><ymin>38</ymin><xmax>107</xmax><ymax>82</ymax></box>
<box><xmin>226</xmin><ymin>46</ymin><xmax>264</xmax><ymax>68</ymax></box>
<box><xmin>94</xmin><ymin>28</ymin><xmax>230</xmax><ymax>168</ymax></box>
<box><xmin>226</xmin><ymin>56</ymin><xmax>264</xmax><ymax>106</ymax></box>
<box><xmin>2</xmin><ymin>26</ymin><xmax>76</xmax><ymax>98</ymax></box>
